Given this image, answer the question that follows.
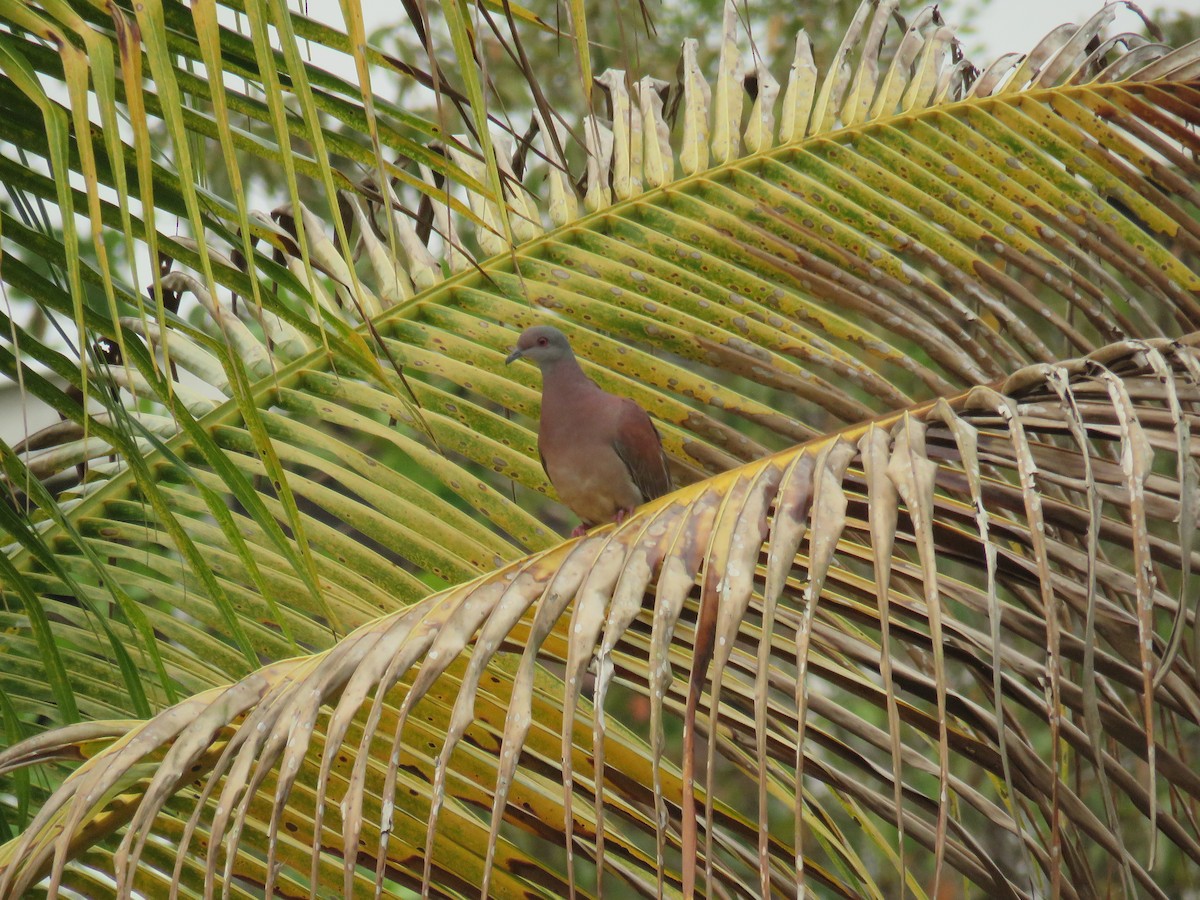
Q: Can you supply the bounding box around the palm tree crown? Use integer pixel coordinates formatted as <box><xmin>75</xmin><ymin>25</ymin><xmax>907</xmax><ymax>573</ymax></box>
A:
<box><xmin>0</xmin><ymin>0</ymin><xmax>1198</xmax><ymax>895</ymax></box>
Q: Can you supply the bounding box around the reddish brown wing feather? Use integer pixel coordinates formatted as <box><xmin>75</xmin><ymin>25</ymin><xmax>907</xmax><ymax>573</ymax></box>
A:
<box><xmin>612</xmin><ymin>399</ymin><xmax>672</xmax><ymax>503</ymax></box>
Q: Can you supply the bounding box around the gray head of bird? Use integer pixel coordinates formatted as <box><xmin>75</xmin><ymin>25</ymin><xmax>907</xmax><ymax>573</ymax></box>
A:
<box><xmin>505</xmin><ymin>325</ymin><xmax>574</xmax><ymax>369</ymax></box>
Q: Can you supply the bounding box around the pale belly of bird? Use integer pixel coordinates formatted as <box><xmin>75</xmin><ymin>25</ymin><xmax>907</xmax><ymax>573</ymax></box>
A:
<box><xmin>546</xmin><ymin>448</ymin><xmax>644</xmax><ymax>527</ymax></box>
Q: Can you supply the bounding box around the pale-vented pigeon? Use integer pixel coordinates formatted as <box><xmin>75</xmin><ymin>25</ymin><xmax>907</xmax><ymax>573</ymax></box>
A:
<box><xmin>506</xmin><ymin>325</ymin><xmax>672</xmax><ymax>536</ymax></box>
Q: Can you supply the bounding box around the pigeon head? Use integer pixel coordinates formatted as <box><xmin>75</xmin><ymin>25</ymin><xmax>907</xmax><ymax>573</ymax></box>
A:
<box><xmin>505</xmin><ymin>325</ymin><xmax>575</xmax><ymax>368</ymax></box>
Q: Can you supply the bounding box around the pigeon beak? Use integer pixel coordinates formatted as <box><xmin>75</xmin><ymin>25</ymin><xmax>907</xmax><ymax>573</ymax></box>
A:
<box><xmin>504</xmin><ymin>348</ymin><xmax>523</xmax><ymax>365</ymax></box>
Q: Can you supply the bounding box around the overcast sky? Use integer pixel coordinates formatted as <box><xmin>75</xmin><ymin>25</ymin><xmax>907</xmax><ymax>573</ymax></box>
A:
<box><xmin>294</xmin><ymin>0</ymin><xmax>1195</xmax><ymax>76</ymax></box>
<box><xmin>962</xmin><ymin>0</ymin><xmax>1192</xmax><ymax>58</ymax></box>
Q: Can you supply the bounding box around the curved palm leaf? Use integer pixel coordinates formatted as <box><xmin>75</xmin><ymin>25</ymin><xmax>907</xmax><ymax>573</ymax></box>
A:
<box><xmin>3</xmin><ymin>337</ymin><xmax>1198</xmax><ymax>896</ymax></box>
<box><xmin>1</xmin><ymin>0</ymin><xmax>1198</xmax><ymax>894</ymax></box>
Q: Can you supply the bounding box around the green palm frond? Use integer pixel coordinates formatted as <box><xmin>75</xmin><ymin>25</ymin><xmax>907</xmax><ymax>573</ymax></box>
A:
<box><xmin>1</xmin><ymin>0</ymin><xmax>1199</xmax><ymax>894</ymax></box>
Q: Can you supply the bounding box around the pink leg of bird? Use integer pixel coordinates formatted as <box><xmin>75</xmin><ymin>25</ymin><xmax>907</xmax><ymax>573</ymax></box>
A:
<box><xmin>614</xmin><ymin>507</ymin><xmax>634</xmax><ymax>525</ymax></box>
<box><xmin>571</xmin><ymin>523</ymin><xmax>589</xmax><ymax>538</ymax></box>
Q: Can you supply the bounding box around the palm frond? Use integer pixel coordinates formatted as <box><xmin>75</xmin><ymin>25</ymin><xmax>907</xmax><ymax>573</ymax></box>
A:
<box><xmin>3</xmin><ymin>336</ymin><xmax>1198</xmax><ymax>896</ymax></box>
<box><xmin>1</xmin><ymin>0</ymin><xmax>1199</xmax><ymax>893</ymax></box>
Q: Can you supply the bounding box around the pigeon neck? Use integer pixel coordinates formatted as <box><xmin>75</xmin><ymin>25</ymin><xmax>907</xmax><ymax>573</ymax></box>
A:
<box><xmin>541</xmin><ymin>353</ymin><xmax>596</xmax><ymax>393</ymax></box>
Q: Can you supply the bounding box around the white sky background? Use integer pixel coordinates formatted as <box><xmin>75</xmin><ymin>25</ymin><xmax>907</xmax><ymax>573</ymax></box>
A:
<box><xmin>294</xmin><ymin>0</ymin><xmax>1199</xmax><ymax>69</ymax></box>
<box><xmin>957</xmin><ymin>0</ymin><xmax>1193</xmax><ymax>59</ymax></box>
<box><xmin>286</xmin><ymin>0</ymin><xmax>1199</xmax><ymax>82</ymax></box>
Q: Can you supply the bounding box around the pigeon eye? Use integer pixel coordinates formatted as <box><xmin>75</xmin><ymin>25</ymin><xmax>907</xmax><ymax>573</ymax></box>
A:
<box><xmin>537</xmin><ymin>337</ymin><xmax>548</xmax><ymax>346</ymax></box>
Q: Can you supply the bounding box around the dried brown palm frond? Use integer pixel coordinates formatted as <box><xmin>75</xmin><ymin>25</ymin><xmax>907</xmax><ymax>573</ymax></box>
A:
<box><xmin>2</xmin><ymin>336</ymin><xmax>1198</xmax><ymax>897</ymax></box>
